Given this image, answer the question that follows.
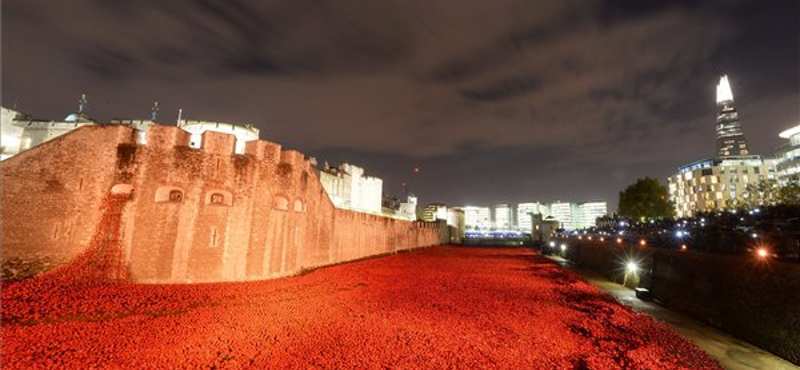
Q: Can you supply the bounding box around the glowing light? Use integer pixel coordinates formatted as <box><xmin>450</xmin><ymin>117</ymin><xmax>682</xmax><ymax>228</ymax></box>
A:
<box><xmin>578</xmin><ymin>236</ymin><xmax>583</xmax><ymax>240</ymax></box>
<box><xmin>680</xmin><ymin>244</ymin><xmax>687</xmax><ymax>251</ymax></box>
<box><xmin>560</xmin><ymin>244</ymin><xmax>567</xmax><ymax>252</ymax></box>
<box><xmin>616</xmin><ymin>238</ymin><xmax>623</xmax><ymax>244</ymax></box>
<box><xmin>756</xmin><ymin>248</ymin><xmax>769</xmax><ymax>259</ymax></box>
<box><xmin>779</xmin><ymin>126</ymin><xmax>800</xmax><ymax>139</ymax></box>
<box><xmin>639</xmin><ymin>239</ymin><xmax>647</xmax><ymax>246</ymax></box>
<box><xmin>600</xmin><ymin>237</ymin><xmax>605</xmax><ymax>242</ymax></box>
<box><xmin>625</xmin><ymin>261</ymin><xmax>638</xmax><ymax>272</ymax></box>
<box><xmin>716</xmin><ymin>75</ymin><xmax>734</xmax><ymax>103</ymax></box>
<box><xmin>549</xmin><ymin>241</ymin><xmax>556</xmax><ymax>248</ymax></box>
<box><xmin>751</xmin><ymin>233</ymin><xmax>758</xmax><ymax>239</ymax></box>
<box><xmin>587</xmin><ymin>236</ymin><xmax>592</xmax><ymax>240</ymax></box>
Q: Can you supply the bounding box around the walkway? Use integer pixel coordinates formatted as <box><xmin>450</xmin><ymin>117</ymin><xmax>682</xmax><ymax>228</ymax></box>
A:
<box><xmin>547</xmin><ymin>255</ymin><xmax>799</xmax><ymax>370</ymax></box>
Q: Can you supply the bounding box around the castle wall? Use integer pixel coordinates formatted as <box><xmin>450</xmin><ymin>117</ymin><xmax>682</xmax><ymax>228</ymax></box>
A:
<box><xmin>1</xmin><ymin>126</ymin><xmax>137</xmax><ymax>278</ymax></box>
<box><xmin>1</xmin><ymin>125</ymin><xmax>443</xmax><ymax>282</ymax></box>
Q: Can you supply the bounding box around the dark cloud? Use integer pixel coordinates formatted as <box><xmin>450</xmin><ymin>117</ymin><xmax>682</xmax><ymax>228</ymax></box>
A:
<box><xmin>2</xmin><ymin>0</ymin><xmax>798</xmax><ymax>208</ymax></box>
<box><xmin>459</xmin><ymin>77</ymin><xmax>541</xmax><ymax>102</ymax></box>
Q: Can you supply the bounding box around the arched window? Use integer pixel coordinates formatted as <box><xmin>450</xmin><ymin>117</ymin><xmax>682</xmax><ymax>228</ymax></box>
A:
<box><xmin>274</xmin><ymin>196</ymin><xmax>289</xmax><ymax>210</ymax></box>
<box><xmin>155</xmin><ymin>186</ymin><xmax>184</xmax><ymax>203</ymax></box>
<box><xmin>169</xmin><ymin>190</ymin><xmax>183</xmax><ymax>203</ymax></box>
<box><xmin>204</xmin><ymin>189</ymin><xmax>233</xmax><ymax>206</ymax></box>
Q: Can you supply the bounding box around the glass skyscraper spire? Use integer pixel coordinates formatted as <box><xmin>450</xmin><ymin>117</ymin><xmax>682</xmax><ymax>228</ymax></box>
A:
<box><xmin>715</xmin><ymin>75</ymin><xmax>750</xmax><ymax>157</ymax></box>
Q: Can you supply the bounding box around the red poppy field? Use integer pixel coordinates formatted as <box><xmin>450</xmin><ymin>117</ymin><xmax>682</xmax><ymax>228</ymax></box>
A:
<box><xmin>1</xmin><ymin>246</ymin><xmax>722</xmax><ymax>369</ymax></box>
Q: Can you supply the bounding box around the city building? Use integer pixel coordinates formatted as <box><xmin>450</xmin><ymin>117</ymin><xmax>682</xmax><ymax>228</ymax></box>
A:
<box><xmin>178</xmin><ymin>120</ymin><xmax>260</xmax><ymax>154</ymax></box>
<box><xmin>776</xmin><ymin>124</ymin><xmax>800</xmax><ymax>184</ymax></box>
<box><xmin>461</xmin><ymin>206</ymin><xmax>492</xmax><ymax>230</ymax></box>
<box><xmin>715</xmin><ymin>75</ymin><xmax>750</xmax><ymax>157</ymax></box>
<box><xmin>549</xmin><ymin>202</ymin><xmax>575</xmax><ymax>230</ymax></box>
<box><xmin>494</xmin><ymin>204</ymin><xmax>514</xmax><ymax>230</ymax></box>
<box><xmin>548</xmin><ymin>201</ymin><xmax>606</xmax><ymax>230</ymax></box>
<box><xmin>668</xmin><ymin>75</ymin><xmax>779</xmax><ymax>217</ymax></box>
<box><xmin>319</xmin><ymin>162</ymin><xmax>383</xmax><ymax>214</ymax></box>
<box><xmin>573</xmin><ymin>202</ymin><xmax>608</xmax><ymax>230</ymax></box>
<box><xmin>422</xmin><ymin>203</ymin><xmax>448</xmax><ymax>222</ymax></box>
<box><xmin>668</xmin><ymin>157</ymin><xmax>777</xmax><ymax>217</ymax></box>
<box><xmin>516</xmin><ymin>202</ymin><xmax>550</xmax><ymax>233</ymax></box>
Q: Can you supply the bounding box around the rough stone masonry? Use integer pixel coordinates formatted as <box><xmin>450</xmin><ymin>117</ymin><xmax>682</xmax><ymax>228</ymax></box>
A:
<box><xmin>1</xmin><ymin>125</ymin><xmax>444</xmax><ymax>283</ymax></box>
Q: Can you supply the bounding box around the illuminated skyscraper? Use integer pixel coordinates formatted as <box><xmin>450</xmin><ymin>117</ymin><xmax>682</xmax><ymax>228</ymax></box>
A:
<box><xmin>715</xmin><ymin>75</ymin><xmax>750</xmax><ymax>157</ymax></box>
<box><xmin>461</xmin><ymin>206</ymin><xmax>492</xmax><ymax>229</ymax></box>
<box><xmin>494</xmin><ymin>204</ymin><xmax>514</xmax><ymax>230</ymax></box>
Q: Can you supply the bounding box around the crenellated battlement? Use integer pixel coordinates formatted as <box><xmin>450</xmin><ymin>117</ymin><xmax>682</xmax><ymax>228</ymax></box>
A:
<box><xmin>132</xmin><ymin>125</ymin><xmax>299</xmax><ymax>166</ymax></box>
<box><xmin>245</xmin><ymin>140</ymin><xmax>282</xmax><ymax>163</ymax></box>
<box><xmin>2</xmin><ymin>122</ymin><xmax>446</xmax><ymax>284</ymax></box>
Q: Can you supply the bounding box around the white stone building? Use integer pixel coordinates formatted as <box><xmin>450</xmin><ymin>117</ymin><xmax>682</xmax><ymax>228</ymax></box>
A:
<box><xmin>396</xmin><ymin>195</ymin><xmax>418</xmax><ymax>221</ymax></box>
<box><xmin>1</xmin><ymin>107</ymin><xmax>98</xmax><ymax>157</ymax></box>
<box><xmin>1</xmin><ymin>107</ymin><xmax>25</xmax><ymax>160</ymax></box>
<box><xmin>319</xmin><ymin>163</ymin><xmax>383</xmax><ymax>214</ymax></box>
<box><xmin>178</xmin><ymin>120</ymin><xmax>260</xmax><ymax>154</ymax></box>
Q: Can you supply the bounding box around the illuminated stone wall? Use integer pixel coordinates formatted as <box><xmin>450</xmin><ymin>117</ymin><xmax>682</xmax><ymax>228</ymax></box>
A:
<box><xmin>1</xmin><ymin>125</ymin><xmax>443</xmax><ymax>282</ymax></box>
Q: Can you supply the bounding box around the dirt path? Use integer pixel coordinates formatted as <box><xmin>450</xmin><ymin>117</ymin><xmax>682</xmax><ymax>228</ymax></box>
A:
<box><xmin>1</xmin><ymin>246</ymin><xmax>722</xmax><ymax>369</ymax></box>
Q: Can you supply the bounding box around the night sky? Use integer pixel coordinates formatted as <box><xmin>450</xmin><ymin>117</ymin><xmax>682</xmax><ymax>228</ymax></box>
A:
<box><xmin>3</xmin><ymin>0</ymin><xmax>798</xmax><ymax>210</ymax></box>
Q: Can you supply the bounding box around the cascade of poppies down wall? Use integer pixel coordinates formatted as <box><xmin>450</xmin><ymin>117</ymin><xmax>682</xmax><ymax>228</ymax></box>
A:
<box><xmin>1</xmin><ymin>125</ymin><xmax>444</xmax><ymax>283</ymax></box>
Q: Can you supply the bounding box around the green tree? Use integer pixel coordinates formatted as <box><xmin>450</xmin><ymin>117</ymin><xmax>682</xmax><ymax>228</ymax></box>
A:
<box><xmin>618</xmin><ymin>177</ymin><xmax>675</xmax><ymax>220</ymax></box>
<box><xmin>777</xmin><ymin>176</ymin><xmax>800</xmax><ymax>205</ymax></box>
<box><xmin>743</xmin><ymin>179</ymin><xmax>779</xmax><ymax>208</ymax></box>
